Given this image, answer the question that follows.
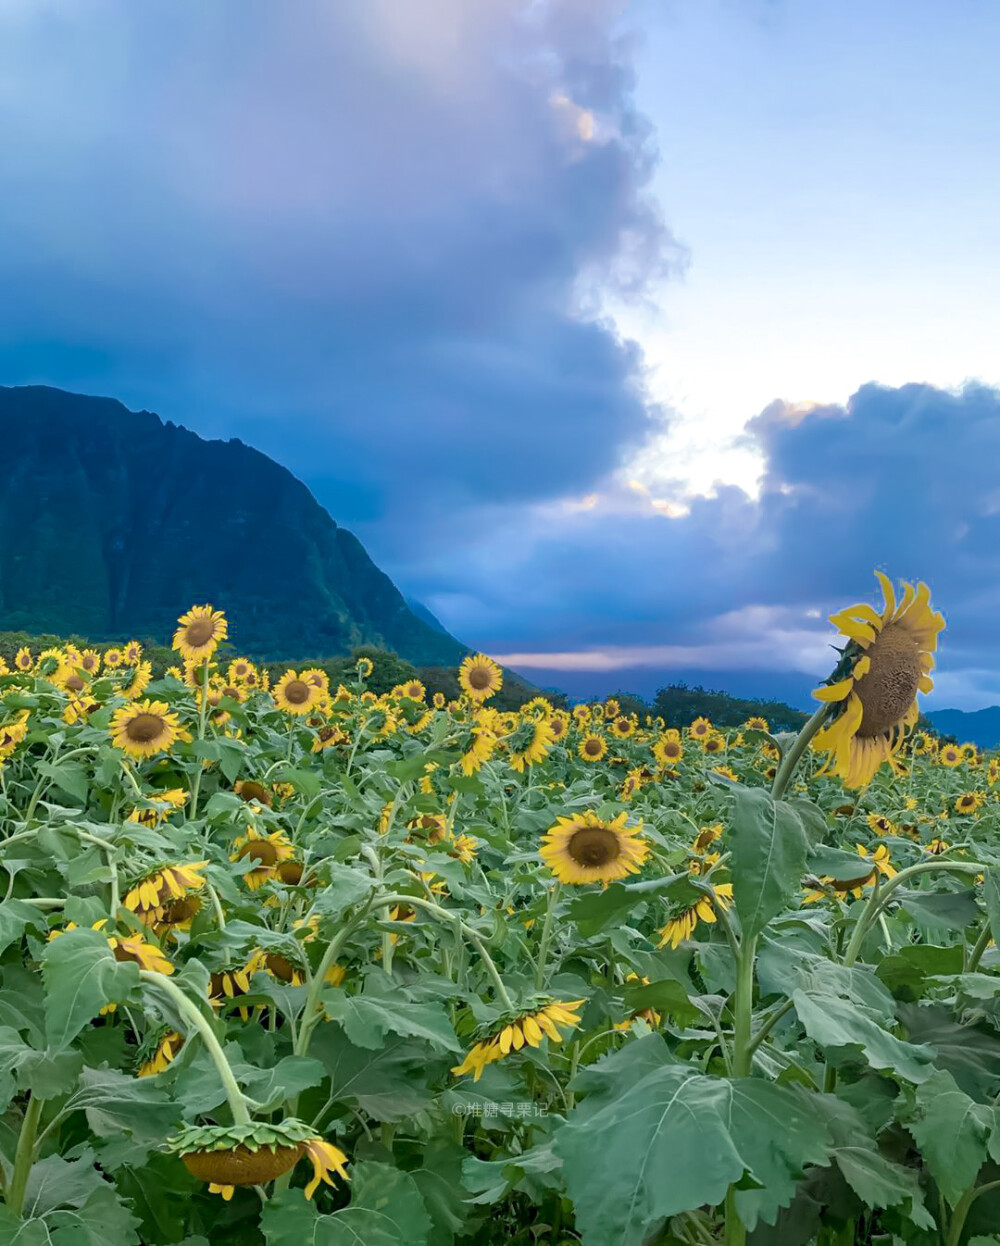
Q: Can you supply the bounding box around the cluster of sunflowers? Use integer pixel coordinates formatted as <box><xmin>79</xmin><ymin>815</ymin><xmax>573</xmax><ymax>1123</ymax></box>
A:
<box><xmin>2</xmin><ymin>573</ymin><xmax>999</xmax><ymax>1245</ymax></box>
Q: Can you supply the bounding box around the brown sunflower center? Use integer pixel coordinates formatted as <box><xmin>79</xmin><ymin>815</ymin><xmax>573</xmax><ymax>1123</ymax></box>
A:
<box><xmin>182</xmin><ymin>1144</ymin><xmax>303</xmax><ymax>1186</ymax></box>
<box><xmin>467</xmin><ymin>665</ymin><xmax>492</xmax><ymax>691</ymax></box>
<box><xmin>238</xmin><ymin>839</ymin><xmax>278</xmax><ymax>867</ymax></box>
<box><xmin>238</xmin><ymin>780</ymin><xmax>271</xmax><ymax>804</ymax></box>
<box><xmin>65</xmin><ymin>673</ymin><xmax>85</xmax><ymax>691</ymax></box>
<box><xmin>852</xmin><ymin>622</ymin><xmax>923</xmax><ymax>738</ymax></box>
<box><xmin>567</xmin><ymin>825</ymin><xmax>621</xmax><ymax>868</ymax></box>
<box><xmin>126</xmin><ymin>713</ymin><xmax>168</xmax><ymax>744</ymax></box>
<box><xmin>283</xmin><ymin>679</ymin><xmax>311</xmax><ymax>705</ymax></box>
<box><xmin>184</xmin><ymin>618</ymin><xmax>216</xmax><ymax>647</ymax></box>
<box><xmin>664</xmin><ymin>742</ymin><xmax>680</xmax><ymax>757</ymax></box>
<box><xmin>583</xmin><ymin>738</ymin><xmax>602</xmax><ymax>756</ymax></box>
<box><xmin>160</xmin><ymin>896</ymin><xmax>202</xmax><ymax>924</ymax></box>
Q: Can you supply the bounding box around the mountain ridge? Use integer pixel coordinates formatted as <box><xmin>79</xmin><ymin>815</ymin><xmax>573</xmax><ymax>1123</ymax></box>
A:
<box><xmin>925</xmin><ymin>705</ymin><xmax>1000</xmax><ymax>749</ymax></box>
<box><xmin>0</xmin><ymin>384</ymin><xmax>466</xmax><ymax>665</ymax></box>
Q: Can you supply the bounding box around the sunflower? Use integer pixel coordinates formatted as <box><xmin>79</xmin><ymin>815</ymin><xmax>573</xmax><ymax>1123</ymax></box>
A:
<box><xmin>234</xmin><ymin>779</ymin><xmax>273</xmax><ymax>807</ymax></box>
<box><xmin>459</xmin><ymin>726</ymin><xmax>498</xmax><ymax>775</ymax></box>
<box><xmin>14</xmin><ymin>646</ymin><xmax>32</xmax><ymax>671</ymax></box>
<box><xmin>866</xmin><ymin>813</ymin><xmax>898</xmax><ymax>837</ymax></box>
<box><xmin>173</xmin><ymin>605</ymin><xmax>228</xmax><ymax>661</ymax></box>
<box><xmin>110</xmin><ymin>700</ymin><xmax>182</xmax><ymax>759</ymax></box>
<box><xmin>451</xmin><ymin>999</ymin><xmax>585</xmax><ymax>1082</ymax></box>
<box><xmin>614</xmin><ymin>973</ymin><xmax>662</xmax><ymax>1032</ymax></box>
<box><xmin>0</xmin><ymin>713</ymin><xmax>30</xmax><ymax>757</ymax></box>
<box><xmin>702</xmin><ymin>733</ymin><xmax>726</xmax><ymax>755</ymax></box>
<box><xmin>273</xmin><ymin>670</ymin><xmax>318</xmax><ymax>715</ymax></box>
<box><xmin>910</xmin><ymin>731</ymin><xmax>934</xmax><ymax>755</ymax></box>
<box><xmin>652</xmin><ymin>736</ymin><xmax>683</xmax><ymax>766</ymax></box>
<box><xmin>137</xmin><ymin>1028</ymin><xmax>184</xmax><ymax>1077</ymax></box>
<box><xmin>939</xmin><ymin>743</ymin><xmax>963</xmax><ymax>767</ymax></box>
<box><xmin>227</xmin><ymin>658</ymin><xmax>256</xmax><ymax>684</ymax></box>
<box><xmin>811</xmin><ymin>573</ymin><xmax>943</xmax><ymax>788</ymax></box>
<box><xmin>955</xmin><ymin>791</ymin><xmax>985</xmax><ymax>815</ymax></box>
<box><xmin>604</xmin><ymin>698</ymin><xmax>621</xmax><ymax>717</ymax></box>
<box><xmin>743</xmin><ymin>715</ymin><xmax>770</xmax><ymax>732</ymax></box>
<box><xmin>712</xmin><ymin>765</ymin><xmax>740</xmax><ymax>783</ymax></box>
<box><xmin>459</xmin><ymin>654</ymin><xmax>504</xmax><ymax>702</ymax></box>
<box><xmin>209</xmin><ymin>950</ymin><xmax>268</xmax><ymax>1019</ymax></box>
<box><xmin>689</xmin><ymin>717</ymin><xmax>713</xmax><ymax>739</ymax></box>
<box><xmin>987</xmin><ymin>759</ymin><xmax>1000</xmax><ymax>786</ymax></box>
<box><xmin>78</xmin><ymin>648</ymin><xmax>102</xmax><ymax>675</ymax></box>
<box><xmin>312</xmin><ymin>724</ymin><xmax>349</xmax><ymax>752</ymax></box>
<box><xmin>231</xmin><ymin>828</ymin><xmax>294</xmax><ymax>889</ymax></box>
<box><xmin>961</xmin><ymin>743</ymin><xmax>980</xmax><ymax>765</ymax></box>
<box><xmin>106</xmin><ymin>928</ymin><xmax>174</xmax><ymax>975</ymax></box>
<box><xmin>692</xmin><ymin>823</ymin><xmax>723</xmax><ymax>854</ymax></box>
<box><xmin>925</xmin><ymin>838</ymin><xmax>950</xmax><ymax>856</ymax></box>
<box><xmin>620</xmin><ymin>769</ymin><xmax>647</xmax><ymax>801</ymax></box>
<box><xmin>657</xmin><ymin>878</ymin><xmax>734</xmax><ymax>949</ymax></box>
<box><xmin>578</xmin><ymin>733</ymin><xmax>607</xmax><ymax>763</ymax></box>
<box><xmin>449</xmin><ymin>833</ymin><xmax>479</xmax><ymax>865</ymax></box>
<box><xmin>356</xmin><ymin>656</ymin><xmax>374</xmax><ymax>679</ymax></box>
<box><xmin>123</xmin><ymin>660</ymin><xmax>153</xmax><ymax>700</ymax></box>
<box><xmin>572</xmin><ymin>704</ymin><xmax>591</xmax><ymax>725</ymax></box>
<box><xmin>610</xmin><ymin>716</ymin><xmax>636</xmax><ymax>739</ymax></box>
<box><xmin>508</xmin><ymin>718</ymin><xmax>556</xmax><ymax>772</ymax></box>
<box><xmin>124</xmin><ymin>861</ymin><xmax>208</xmax><ymax>926</ymax></box>
<box><xmin>127</xmin><ymin>787</ymin><xmax>189</xmax><ymax>827</ymax></box>
<box><xmin>103</xmin><ymin>647</ymin><xmax>123</xmax><ymax>668</ymax></box>
<box><xmin>432</xmin><ymin>691</ymin><xmax>447</xmax><ymax>709</ymax></box>
<box><xmin>540</xmin><ymin>810</ymin><xmax>648</xmax><ymax>885</ymax></box>
<box><xmin>547</xmin><ymin>711</ymin><xmax>570</xmax><ymax>741</ymax></box>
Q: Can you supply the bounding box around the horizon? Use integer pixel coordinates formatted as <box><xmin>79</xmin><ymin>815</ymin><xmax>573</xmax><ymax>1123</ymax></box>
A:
<box><xmin>2</xmin><ymin>2</ymin><xmax>999</xmax><ymax>710</ymax></box>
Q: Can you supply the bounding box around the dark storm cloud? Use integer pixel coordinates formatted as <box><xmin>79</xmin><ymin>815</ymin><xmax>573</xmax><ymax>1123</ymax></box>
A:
<box><xmin>0</xmin><ymin>0</ymin><xmax>680</xmax><ymax>549</ymax></box>
<box><xmin>433</xmin><ymin>382</ymin><xmax>1000</xmax><ymax>707</ymax></box>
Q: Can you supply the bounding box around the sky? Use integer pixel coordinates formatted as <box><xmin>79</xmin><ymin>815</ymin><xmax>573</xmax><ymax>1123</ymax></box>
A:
<box><xmin>1</xmin><ymin>0</ymin><xmax>999</xmax><ymax>708</ymax></box>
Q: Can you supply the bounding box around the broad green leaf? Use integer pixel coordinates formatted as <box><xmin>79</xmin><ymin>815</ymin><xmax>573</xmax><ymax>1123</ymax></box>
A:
<box><xmin>37</xmin><ymin>759</ymin><xmax>89</xmax><ymax>804</ymax></box>
<box><xmin>831</xmin><ymin>1147</ymin><xmax>934</xmax><ymax>1229</ymax></box>
<box><xmin>323</xmin><ymin>983</ymin><xmax>460</xmax><ymax>1053</ymax></box>
<box><xmin>899</xmin><ymin>1003</ymin><xmax>1000</xmax><ymax>1099</ymax></box>
<box><xmin>567</xmin><ymin>874</ymin><xmax>687</xmax><ymax>938</ymax></box>
<box><xmin>792</xmin><ymin>990</ymin><xmax>935</xmax><ymax>1083</ymax></box>
<box><xmin>555</xmin><ymin>1039</ymin><xmax>832</xmax><ymax>1243</ymax></box>
<box><xmin>46</xmin><ymin>1185</ymin><xmax>141</xmax><ymax>1245</ymax></box>
<box><xmin>0</xmin><ymin>1026</ymin><xmax>82</xmax><ymax>1107</ymax></box>
<box><xmin>261</xmin><ymin>1161</ymin><xmax>431</xmax><ymax>1246</ymax></box>
<box><xmin>310</xmin><ymin>864</ymin><xmax>376</xmax><ymax>916</ymax></box>
<box><xmin>41</xmin><ymin>927</ymin><xmax>140</xmax><ymax>1050</ymax></box>
<box><xmin>241</xmin><ymin>1055</ymin><xmax>326</xmax><ymax>1109</ymax></box>
<box><xmin>897</xmin><ymin>888</ymin><xmax>980</xmax><ymax>932</ymax></box>
<box><xmin>74</xmin><ymin>1065</ymin><xmax>181</xmax><ymax>1140</ymax></box>
<box><xmin>758</xmin><ymin>941</ymin><xmax>895</xmax><ymax>1017</ymax></box>
<box><xmin>905</xmin><ymin>1069</ymin><xmax>992</xmax><ymax>1206</ymax></box>
<box><xmin>22</xmin><ymin>1150</ymin><xmax>108</xmax><ymax>1215</ymax></box>
<box><xmin>0</xmin><ymin>897</ymin><xmax>46</xmax><ymax>955</ymax></box>
<box><xmin>409</xmin><ymin>1143</ymin><xmax>474</xmax><ymax>1243</ymax></box>
<box><xmin>729</xmin><ymin>787</ymin><xmax>809</xmax><ymax>939</ymax></box>
<box><xmin>310</xmin><ymin>1028</ymin><xmax>438</xmax><ymax>1121</ymax></box>
<box><xmin>462</xmin><ymin>1141</ymin><xmax>562</xmax><ymax>1206</ymax></box>
<box><xmin>982</xmin><ymin>868</ymin><xmax>1000</xmax><ymax>948</ymax></box>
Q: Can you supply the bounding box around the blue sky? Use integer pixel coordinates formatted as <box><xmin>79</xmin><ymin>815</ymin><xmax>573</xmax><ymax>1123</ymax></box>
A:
<box><xmin>1</xmin><ymin>0</ymin><xmax>998</xmax><ymax>708</ymax></box>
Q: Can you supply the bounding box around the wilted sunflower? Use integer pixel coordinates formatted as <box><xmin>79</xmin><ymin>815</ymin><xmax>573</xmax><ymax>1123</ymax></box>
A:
<box><xmin>939</xmin><ymin>743</ymin><xmax>963</xmax><ymax>767</ymax></box>
<box><xmin>811</xmin><ymin>573</ymin><xmax>943</xmax><ymax>788</ymax></box>
<box><xmin>652</xmin><ymin>736</ymin><xmax>683</xmax><ymax>766</ymax></box>
<box><xmin>124</xmin><ymin>861</ymin><xmax>208</xmax><ymax>926</ymax></box>
<box><xmin>459</xmin><ymin>653</ymin><xmax>503</xmax><ymax>701</ymax></box>
<box><xmin>173</xmin><ymin>605</ymin><xmax>228</xmax><ymax>661</ymax></box>
<box><xmin>167</xmin><ymin>1120</ymin><xmax>349</xmax><ymax>1202</ymax></box>
<box><xmin>540</xmin><ymin>810</ymin><xmax>648</xmax><ymax>885</ymax></box>
<box><xmin>689</xmin><ymin>717</ymin><xmax>713</xmax><ymax>739</ymax></box>
<box><xmin>273</xmin><ymin>670</ymin><xmax>318</xmax><ymax>715</ymax></box>
<box><xmin>578</xmin><ymin>733</ymin><xmax>607</xmax><ymax>763</ymax></box>
<box><xmin>231</xmin><ymin>828</ymin><xmax>294</xmax><ymax>889</ymax></box>
<box><xmin>137</xmin><ymin>1028</ymin><xmax>184</xmax><ymax>1077</ymax></box>
<box><xmin>110</xmin><ymin>700</ymin><xmax>182</xmax><ymax>759</ymax></box>
<box><xmin>955</xmin><ymin>791</ymin><xmax>985</xmax><ymax>814</ymax></box>
<box><xmin>451</xmin><ymin>999</ymin><xmax>585</xmax><ymax>1081</ymax></box>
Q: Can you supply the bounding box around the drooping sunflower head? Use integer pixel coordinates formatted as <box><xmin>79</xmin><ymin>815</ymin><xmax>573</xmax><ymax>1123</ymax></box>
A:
<box><xmin>273</xmin><ymin>670</ymin><xmax>318</xmax><ymax>716</ymax></box>
<box><xmin>124</xmin><ymin>861</ymin><xmax>208</xmax><ymax>925</ymax></box>
<box><xmin>459</xmin><ymin>653</ymin><xmax>504</xmax><ymax>702</ymax></box>
<box><xmin>540</xmin><ymin>810</ymin><xmax>648</xmax><ymax>884</ymax></box>
<box><xmin>166</xmin><ymin>1120</ymin><xmax>349</xmax><ymax>1202</ymax></box>
<box><xmin>234</xmin><ymin>779</ymin><xmax>273</xmax><ymax>807</ymax></box>
<box><xmin>451</xmin><ymin>998</ymin><xmax>585</xmax><ymax>1081</ymax></box>
<box><xmin>137</xmin><ymin>1027</ymin><xmax>185</xmax><ymax>1077</ymax></box>
<box><xmin>811</xmin><ymin>573</ymin><xmax>944</xmax><ymax>788</ymax></box>
<box><xmin>173</xmin><ymin>605</ymin><xmax>228</xmax><ymax>662</ymax></box>
<box><xmin>110</xmin><ymin>700</ymin><xmax>182</xmax><ymax>759</ymax></box>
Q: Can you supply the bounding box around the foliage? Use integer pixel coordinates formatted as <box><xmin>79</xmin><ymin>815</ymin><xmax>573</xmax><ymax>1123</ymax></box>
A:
<box><xmin>0</xmin><ymin>611</ymin><xmax>998</xmax><ymax>1246</ymax></box>
<box><xmin>654</xmin><ymin>680</ymin><xmax>810</xmax><ymax>731</ymax></box>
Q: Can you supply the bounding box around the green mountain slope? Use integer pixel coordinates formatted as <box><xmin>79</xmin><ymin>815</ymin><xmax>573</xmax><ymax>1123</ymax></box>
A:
<box><xmin>0</xmin><ymin>385</ymin><xmax>466</xmax><ymax>664</ymax></box>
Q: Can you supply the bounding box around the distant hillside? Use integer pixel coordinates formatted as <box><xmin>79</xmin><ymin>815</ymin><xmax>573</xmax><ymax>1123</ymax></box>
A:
<box><xmin>926</xmin><ymin>706</ymin><xmax>1000</xmax><ymax>749</ymax></box>
<box><xmin>0</xmin><ymin>385</ymin><xmax>466</xmax><ymax>665</ymax></box>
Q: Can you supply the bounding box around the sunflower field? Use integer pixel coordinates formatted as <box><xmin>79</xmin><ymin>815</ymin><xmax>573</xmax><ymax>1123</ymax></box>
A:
<box><xmin>3</xmin><ymin>580</ymin><xmax>1000</xmax><ymax>1246</ymax></box>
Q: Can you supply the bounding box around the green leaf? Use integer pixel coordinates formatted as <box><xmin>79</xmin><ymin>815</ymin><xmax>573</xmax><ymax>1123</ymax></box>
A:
<box><xmin>567</xmin><ymin>874</ymin><xmax>687</xmax><ymax>938</ymax></box>
<box><xmin>323</xmin><ymin>979</ymin><xmax>460</xmax><ymax>1053</ymax></box>
<box><xmin>261</xmin><ymin>1161</ymin><xmax>431</xmax><ymax>1246</ymax></box>
<box><xmin>792</xmin><ymin>990</ymin><xmax>935</xmax><ymax>1083</ymax></box>
<box><xmin>37</xmin><ymin>759</ymin><xmax>89</xmax><ymax>804</ymax></box>
<box><xmin>729</xmin><ymin>787</ymin><xmax>809</xmax><ymax>939</ymax></box>
<box><xmin>0</xmin><ymin>1027</ymin><xmax>82</xmax><ymax>1108</ymax></box>
<box><xmin>46</xmin><ymin>1185</ymin><xmax>141</xmax><ymax>1245</ymax></box>
<box><xmin>832</xmin><ymin>1147</ymin><xmax>934</xmax><ymax>1229</ymax></box>
<box><xmin>74</xmin><ymin>1065</ymin><xmax>181</xmax><ymax>1140</ymax></box>
<box><xmin>982</xmin><ymin>868</ymin><xmax>1000</xmax><ymax>948</ymax></box>
<box><xmin>897</xmin><ymin>888</ymin><xmax>980</xmax><ymax>932</ymax></box>
<box><xmin>310</xmin><ymin>1028</ymin><xmax>438</xmax><ymax>1121</ymax></box>
<box><xmin>899</xmin><ymin>1003</ymin><xmax>1000</xmax><ymax>1099</ymax></box>
<box><xmin>905</xmin><ymin>1069</ymin><xmax>992</xmax><ymax>1206</ymax></box>
<box><xmin>0</xmin><ymin>897</ymin><xmax>46</xmax><ymax>955</ymax></box>
<box><xmin>555</xmin><ymin>1039</ymin><xmax>832</xmax><ymax>1243</ymax></box>
<box><xmin>41</xmin><ymin>927</ymin><xmax>139</xmax><ymax>1050</ymax></box>
<box><xmin>242</xmin><ymin>1055</ymin><xmax>326</xmax><ymax>1109</ymax></box>
<box><xmin>310</xmin><ymin>864</ymin><xmax>375</xmax><ymax>916</ymax></box>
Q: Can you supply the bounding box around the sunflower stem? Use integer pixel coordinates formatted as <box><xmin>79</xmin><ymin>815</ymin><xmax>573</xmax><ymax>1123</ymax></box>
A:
<box><xmin>7</xmin><ymin>1092</ymin><xmax>44</xmax><ymax>1217</ymax></box>
<box><xmin>770</xmin><ymin>704</ymin><xmax>830</xmax><ymax>800</ymax></box>
<box><xmin>843</xmin><ymin>860</ymin><xmax>982</xmax><ymax>967</ymax></box>
<box><xmin>139</xmin><ymin>971</ymin><xmax>251</xmax><ymax>1126</ymax></box>
<box><xmin>294</xmin><ymin>897</ymin><xmax>376</xmax><ymax>1060</ymax></box>
<box><xmin>966</xmin><ymin>920</ymin><xmax>993</xmax><ymax>974</ymax></box>
<box><xmin>187</xmin><ymin>657</ymin><xmax>211</xmax><ymax>820</ymax></box>
<box><xmin>534</xmin><ymin>882</ymin><xmax>561</xmax><ymax>991</ymax></box>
